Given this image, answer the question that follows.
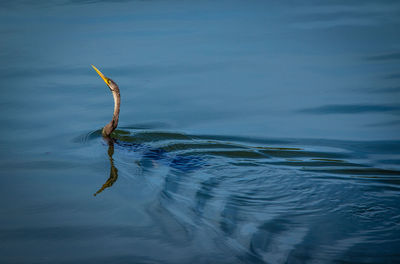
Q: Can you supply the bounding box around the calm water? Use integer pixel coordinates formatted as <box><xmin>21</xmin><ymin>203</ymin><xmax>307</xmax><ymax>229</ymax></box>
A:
<box><xmin>1</xmin><ymin>1</ymin><xmax>400</xmax><ymax>263</ymax></box>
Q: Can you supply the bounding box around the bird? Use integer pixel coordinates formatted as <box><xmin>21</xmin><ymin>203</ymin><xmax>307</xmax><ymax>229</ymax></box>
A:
<box><xmin>91</xmin><ymin>65</ymin><xmax>121</xmax><ymax>138</ymax></box>
<box><xmin>91</xmin><ymin>65</ymin><xmax>121</xmax><ymax>195</ymax></box>
<box><xmin>90</xmin><ymin>65</ymin><xmax>202</xmax><ymax>196</ymax></box>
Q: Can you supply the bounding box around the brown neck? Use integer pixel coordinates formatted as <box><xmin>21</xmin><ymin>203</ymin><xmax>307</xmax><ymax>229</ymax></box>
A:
<box><xmin>102</xmin><ymin>87</ymin><xmax>120</xmax><ymax>137</ymax></box>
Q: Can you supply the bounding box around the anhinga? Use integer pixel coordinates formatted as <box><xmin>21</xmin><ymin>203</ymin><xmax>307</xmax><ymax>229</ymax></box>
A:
<box><xmin>91</xmin><ymin>64</ymin><xmax>120</xmax><ymax>195</ymax></box>
<box><xmin>91</xmin><ymin>65</ymin><xmax>121</xmax><ymax>138</ymax></box>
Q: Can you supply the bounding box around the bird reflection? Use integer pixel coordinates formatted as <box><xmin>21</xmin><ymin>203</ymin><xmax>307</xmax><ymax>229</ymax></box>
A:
<box><xmin>94</xmin><ymin>138</ymin><xmax>118</xmax><ymax>196</ymax></box>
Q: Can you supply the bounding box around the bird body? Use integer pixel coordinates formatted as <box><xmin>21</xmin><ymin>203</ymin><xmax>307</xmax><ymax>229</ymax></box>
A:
<box><xmin>91</xmin><ymin>65</ymin><xmax>121</xmax><ymax>137</ymax></box>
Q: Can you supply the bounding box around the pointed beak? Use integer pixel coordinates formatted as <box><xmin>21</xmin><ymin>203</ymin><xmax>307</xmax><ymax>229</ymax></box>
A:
<box><xmin>91</xmin><ymin>64</ymin><xmax>108</xmax><ymax>85</ymax></box>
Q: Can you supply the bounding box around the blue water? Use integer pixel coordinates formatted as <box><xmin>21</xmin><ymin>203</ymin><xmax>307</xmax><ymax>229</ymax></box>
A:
<box><xmin>1</xmin><ymin>1</ymin><xmax>400</xmax><ymax>263</ymax></box>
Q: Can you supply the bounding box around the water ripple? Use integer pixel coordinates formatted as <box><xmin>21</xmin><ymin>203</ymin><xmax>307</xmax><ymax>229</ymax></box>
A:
<box><xmin>71</xmin><ymin>128</ymin><xmax>400</xmax><ymax>262</ymax></box>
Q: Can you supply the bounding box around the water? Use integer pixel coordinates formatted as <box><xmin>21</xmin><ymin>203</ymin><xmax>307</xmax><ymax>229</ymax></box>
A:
<box><xmin>1</xmin><ymin>0</ymin><xmax>400</xmax><ymax>263</ymax></box>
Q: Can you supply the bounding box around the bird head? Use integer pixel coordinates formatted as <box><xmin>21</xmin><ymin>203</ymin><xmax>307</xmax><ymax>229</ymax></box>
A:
<box><xmin>91</xmin><ymin>64</ymin><xmax>119</xmax><ymax>92</ymax></box>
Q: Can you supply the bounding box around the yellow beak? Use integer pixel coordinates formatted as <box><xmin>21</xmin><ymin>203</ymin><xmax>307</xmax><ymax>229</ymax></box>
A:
<box><xmin>91</xmin><ymin>64</ymin><xmax>108</xmax><ymax>85</ymax></box>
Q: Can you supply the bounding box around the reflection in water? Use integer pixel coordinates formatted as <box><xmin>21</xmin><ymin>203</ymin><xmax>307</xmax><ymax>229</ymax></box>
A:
<box><xmin>94</xmin><ymin>138</ymin><xmax>118</xmax><ymax>196</ymax></box>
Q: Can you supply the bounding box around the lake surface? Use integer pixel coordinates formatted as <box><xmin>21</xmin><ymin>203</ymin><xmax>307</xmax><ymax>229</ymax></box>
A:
<box><xmin>1</xmin><ymin>0</ymin><xmax>400</xmax><ymax>263</ymax></box>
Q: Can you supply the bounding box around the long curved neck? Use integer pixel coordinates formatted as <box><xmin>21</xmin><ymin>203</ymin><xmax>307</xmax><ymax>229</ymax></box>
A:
<box><xmin>102</xmin><ymin>87</ymin><xmax>120</xmax><ymax>137</ymax></box>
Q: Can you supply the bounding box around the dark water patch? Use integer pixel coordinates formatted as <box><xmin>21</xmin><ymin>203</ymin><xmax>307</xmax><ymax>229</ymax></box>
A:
<box><xmin>366</xmin><ymin>119</ymin><xmax>400</xmax><ymax>127</ymax></box>
<box><xmin>304</xmin><ymin>167</ymin><xmax>400</xmax><ymax>176</ymax></box>
<box><xmin>259</xmin><ymin>149</ymin><xmax>350</xmax><ymax>159</ymax></box>
<box><xmin>291</xmin><ymin>10</ymin><xmax>380</xmax><ymax>26</ymax></box>
<box><xmin>298</xmin><ymin>104</ymin><xmax>400</xmax><ymax>114</ymax></box>
<box><xmin>228</xmin><ymin>161</ymin><xmax>263</xmax><ymax>167</ymax></box>
<box><xmin>266</xmin><ymin>160</ymin><xmax>365</xmax><ymax>168</ymax></box>
<box><xmin>283</xmin><ymin>138</ymin><xmax>400</xmax><ymax>155</ymax></box>
<box><xmin>366</xmin><ymin>52</ymin><xmax>400</xmax><ymax>61</ymax></box>
<box><xmin>376</xmin><ymin>158</ymin><xmax>400</xmax><ymax>166</ymax></box>
<box><xmin>119</xmin><ymin>122</ymin><xmax>171</xmax><ymax>130</ymax></box>
<box><xmin>312</xmin><ymin>158</ymin><xmax>344</xmax><ymax>162</ymax></box>
<box><xmin>333</xmin><ymin>139</ymin><xmax>400</xmax><ymax>155</ymax></box>
<box><xmin>256</xmin><ymin>147</ymin><xmax>302</xmax><ymax>151</ymax></box>
<box><xmin>194</xmin><ymin>134</ymin><xmax>292</xmax><ymax>146</ymax></box>
<box><xmin>287</xmin><ymin>4</ymin><xmax>399</xmax><ymax>29</ymax></box>
<box><xmin>186</xmin><ymin>150</ymin><xmax>268</xmax><ymax>159</ymax></box>
<box><xmin>368</xmin><ymin>86</ymin><xmax>400</xmax><ymax>93</ymax></box>
<box><xmin>385</xmin><ymin>72</ymin><xmax>400</xmax><ymax>79</ymax></box>
<box><xmin>162</xmin><ymin>142</ymin><xmax>247</xmax><ymax>152</ymax></box>
<box><xmin>114</xmin><ymin>131</ymin><xmax>193</xmax><ymax>144</ymax></box>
